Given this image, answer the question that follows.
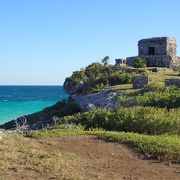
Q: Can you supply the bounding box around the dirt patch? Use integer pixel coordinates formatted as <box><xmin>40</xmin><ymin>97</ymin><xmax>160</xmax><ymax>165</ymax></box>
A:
<box><xmin>1</xmin><ymin>135</ymin><xmax>179</xmax><ymax>179</ymax></box>
<box><xmin>42</xmin><ymin>135</ymin><xmax>180</xmax><ymax>180</ymax></box>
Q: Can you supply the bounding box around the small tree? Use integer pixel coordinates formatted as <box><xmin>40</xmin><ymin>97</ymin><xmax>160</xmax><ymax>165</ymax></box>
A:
<box><xmin>133</xmin><ymin>57</ymin><xmax>146</xmax><ymax>68</ymax></box>
<box><xmin>102</xmin><ymin>56</ymin><xmax>110</xmax><ymax>66</ymax></box>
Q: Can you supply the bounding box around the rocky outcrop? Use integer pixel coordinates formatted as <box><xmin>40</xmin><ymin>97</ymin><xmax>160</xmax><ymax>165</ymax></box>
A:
<box><xmin>71</xmin><ymin>89</ymin><xmax>122</xmax><ymax>111</ymax></box>
<box><xmin>63</xmin><ymin>79</ymin><xmax>85</xmax><ymax>95</ymax></box>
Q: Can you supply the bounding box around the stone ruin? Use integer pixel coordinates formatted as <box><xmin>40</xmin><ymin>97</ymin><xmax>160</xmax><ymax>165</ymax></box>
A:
<box><xmin>132</xmin><ymin>75</ymin><xmax>149</xmax><ymax>89</ymax></box>
<box><xmin>126</xmin><ymin>37</ymin><xmax>180</xmax><ymax>68</ymax></box>
<box><xmin>115</xmin><ymin>58</ymin><xmax>126</xmax><ymax>67</ymax></box>
<box><xmin>165</xmin><ymin>78</ymin><xmax>180</xmax><ymax>87</ymax></box>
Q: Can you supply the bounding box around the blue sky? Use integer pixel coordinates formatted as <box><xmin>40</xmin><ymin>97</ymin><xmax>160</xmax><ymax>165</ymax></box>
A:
<box><xmin>0</xmin><ymin>0</ymin><xmax>179</xmax><ymax>85</ymax></box>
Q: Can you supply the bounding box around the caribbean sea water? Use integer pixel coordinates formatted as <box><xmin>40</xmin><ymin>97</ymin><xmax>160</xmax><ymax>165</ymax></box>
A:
<box><xmin>0</xmin><ymin>86</ymin><xmax>68</xmax><ymax>125</ymax></box>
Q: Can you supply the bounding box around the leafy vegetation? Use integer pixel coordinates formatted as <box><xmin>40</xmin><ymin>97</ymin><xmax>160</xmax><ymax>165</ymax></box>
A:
<box><xmin>120</xmin><ymin>85</ymin><xmax>180</xmax><ymax>108</ymax></box>
<box><xmin>82</xmin><ymin>71</ymin><xmax>133</xmax><ymax>94</ymax></box>
<box><xmin>101</xmin><ymin>56</ymin><xmax>110</xmax><ymax>66</ymax></box>
<box><xmin>67</xmin><ymin>59</ymin><xmax>134</xmax><ymax>94</ymax></box>
<box><xmin>133</xmin><ymin>57</ymin><xmax>147</xmax><ymax>68</ymax></box>
<box><xmin>95</xmin><ymin>131</ymin><xmax>180</xmax><ymax>162</ymax></box>
<box><xmin>60</xmin><ymin>106</ymin><xmax>180</xmax><ymax>135</ymax></box>
<box><xmin>28</xmin><ymin>123</ymin><xmax>86</xmax><ymax>138</ymax></box>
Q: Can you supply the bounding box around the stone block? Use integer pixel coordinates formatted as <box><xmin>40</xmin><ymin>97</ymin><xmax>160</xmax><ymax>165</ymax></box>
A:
<box><xmin>165</xmin><ymin>78</ymin><xmax>180</xmax><ymax>87</ymax></box>
<box><xmin>132</xmin><ymin>76</ymin><xmax>149</xmax><ymax>89</ymax></box>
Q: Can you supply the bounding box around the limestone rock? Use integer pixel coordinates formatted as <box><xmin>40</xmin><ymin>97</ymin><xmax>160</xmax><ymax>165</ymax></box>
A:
<box><xmin>63</xmin><ymin>79</ymin><xmax>85</xmax><ymax>95</ymax></box>
<box><xmin>71</xmin><ymin>90</ymin><xmax>122</xmax><ymax>111</ymax></box>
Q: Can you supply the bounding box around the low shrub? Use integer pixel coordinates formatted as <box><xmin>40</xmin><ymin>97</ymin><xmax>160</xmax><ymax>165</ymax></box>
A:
<box><xmin>62</xmin><ymin>106</ymin><xmax>180</xmax><ymax>135</ymax></box>
<box><xmin>66</xmin><ymin>60</ymin><xmax>134</xmax><ymax>95</ymax></box>
<box><xmin>82</xmin><ymin>71</ymin><xmax>133</xmax><ymax>94</ymax></box>
<box><xmin>96</xmin><ymin>131</ymin><xmax>180</xmax><ymax>162</ymax></box>
<box><xmin>121</xmin><ymin>85</ymin><xmax>180</xmax><ymax>108</ymax></box>
<box><xmin>133</xmin><ymin>57</ymin><xmax>147</xmax><ymax>68</ymax></box>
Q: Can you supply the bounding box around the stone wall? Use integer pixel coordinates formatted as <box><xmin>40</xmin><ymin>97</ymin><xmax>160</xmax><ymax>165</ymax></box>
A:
<box><xmin>138</xmin><ymin>37</ymin><xmax>169</xmax><ymax>56</ymax></box>
<box><xmin>126</xmin><ymin>56</ymin><xmax>138</xmax><ymax>66</ymax></box>
<box><xmin>165</xmin><ymin>78</ymin><xmax>180</xmax><ymax>87</ymax></box>
<box><xmin>167</xmin><ymin>38</ymin><xmax>177</xmax><ymax>57</ymax></box>
<box><xmin>71</xmin><ymin>90</ymin><xmax>122</xmax><ymax>111</ymax></box>
<box><xmin>172</xmin><ymin>56</ymin><xmax>180</xmax><ymax>68</ymax></box>
<box><xmin>126</xmin><ymin>55</ymin><xmax>180</xmax><ymax>68</ymax></box>
<box><xmin>141</xmin><ymin>55</ymin><xmax>173</xmax><ymax>67</ymax></box>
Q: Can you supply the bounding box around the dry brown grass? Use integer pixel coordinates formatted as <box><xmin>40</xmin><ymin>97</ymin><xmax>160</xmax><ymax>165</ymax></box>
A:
<box><xmin>0</xmin><ymin>134</ymin><xmax>82</xmax><ymax>179</ymax></box>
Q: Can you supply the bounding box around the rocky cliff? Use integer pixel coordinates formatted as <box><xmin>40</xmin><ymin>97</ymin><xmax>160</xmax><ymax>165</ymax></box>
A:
<box><xmin>63</xmin><ymin>77</ymin><xmax>122</xmax><ymax>111</ymax></box>
<box><xmin>71</xmin><ymin>89</ymin><xmax>122</xmax><ymax>111</ymax></box>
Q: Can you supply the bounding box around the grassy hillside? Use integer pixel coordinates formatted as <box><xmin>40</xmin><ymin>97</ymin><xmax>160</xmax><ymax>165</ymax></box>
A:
<box><xmin>1</xmin><ymin>61</ymin><xmax>180</xmax><ymax>179</ymax></box>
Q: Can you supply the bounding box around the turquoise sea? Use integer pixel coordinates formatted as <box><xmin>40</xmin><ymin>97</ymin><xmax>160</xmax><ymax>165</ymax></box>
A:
<box><xmin>0</xmin><ymin>86</ymin><xmax>68</xmax><ymax>125</ymax></box>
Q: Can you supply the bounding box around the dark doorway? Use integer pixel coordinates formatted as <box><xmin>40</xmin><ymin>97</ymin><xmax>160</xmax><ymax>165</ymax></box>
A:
<box><xmin>148</xmin><ymin>47</ymin><xmax>155</xmax><ymax>55</ymax></box>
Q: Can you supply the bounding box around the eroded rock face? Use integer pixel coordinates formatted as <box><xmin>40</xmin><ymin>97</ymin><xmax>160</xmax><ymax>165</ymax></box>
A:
<box><xmin>71</xmin><ymin>90</ymin><xmax>122</xmax><ymax>111</ymax></box>
<box><xmin>63</xmin><ymin>79</ymin><xmax>85</xmax><ymax>95</ymax></box>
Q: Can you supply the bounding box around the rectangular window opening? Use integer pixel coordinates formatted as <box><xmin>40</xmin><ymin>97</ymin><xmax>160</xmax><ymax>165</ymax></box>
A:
<box><xmin>148</xmin><ymin>47</ymin><xmax>155</xmax><ymax>55</ymax></box>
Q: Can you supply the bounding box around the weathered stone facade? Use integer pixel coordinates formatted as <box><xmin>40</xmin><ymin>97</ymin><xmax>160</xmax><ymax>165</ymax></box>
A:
<box><xmin>132</xmin><ymin>75</ymin><xmax>149</xmax><ymax>89</ymax></box>
<box><xmin>126</xmin><ymin>37</ymin><xmax>180</xmax><ymax>68</ymax></box>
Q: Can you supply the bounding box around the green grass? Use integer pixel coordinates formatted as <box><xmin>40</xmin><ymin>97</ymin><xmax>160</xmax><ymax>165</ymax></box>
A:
<box><xmin>27</xmin><ymin>129</ymin><xmax>86</xmax><ymax>139</ymax></box>
<box><xmin>148</xmin><ymin>71</ymin><xmax>179</xmax><ymax>84</ymax></box>
<box><xmin>110</xmin><ymin>84</ymin><xmax>133</xmax><ymax>90</ymax></box>
<box><xmin>120</xmin><ymin>86</ymin><xmax>180</xmax><ymax>108</ymax></box>
<box><xmin>95</xmin><ymin>131</ymin><xmax>180</xmax><ymax>162</ymax></box>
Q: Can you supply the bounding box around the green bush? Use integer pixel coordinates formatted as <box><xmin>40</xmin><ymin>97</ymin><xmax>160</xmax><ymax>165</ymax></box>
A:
<box><xmin>135</xmin><ymin>88</ymin><xmax>180</xmax><ymax>108</ymax></box>
<box><xmin>63</xmin><ymin>106</ymin><xmax>180</xmax><ymax>135</ymax></box>
<box><xmin>121</xmin><ymin>85</ymin><xmax>180</xmax><ymax>108</ymax></box>
<box><xmin>133</xmin><ymin>57</ymin><xmax>146</xmax><ymax>68</ymax></box>
<box><xmin>66</xmin><ymin>61</ymin><xmax>134</xmax><ymax>94</ymax></box>
<box><xmin>108</xmin><ymin>71</ymin><xmax>132</xmax><ymax>86</ymax></box>
<box><xmin>82</xmin><ymin>71</ymin><xmax>133</xmax><ymax>94</ymax></box>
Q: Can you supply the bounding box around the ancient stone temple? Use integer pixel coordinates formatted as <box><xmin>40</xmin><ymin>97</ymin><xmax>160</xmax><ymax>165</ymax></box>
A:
<box><xmin>126</xmin><ymin>37</ymin><xmax>180</xmax><ymax>68</ymax></box>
